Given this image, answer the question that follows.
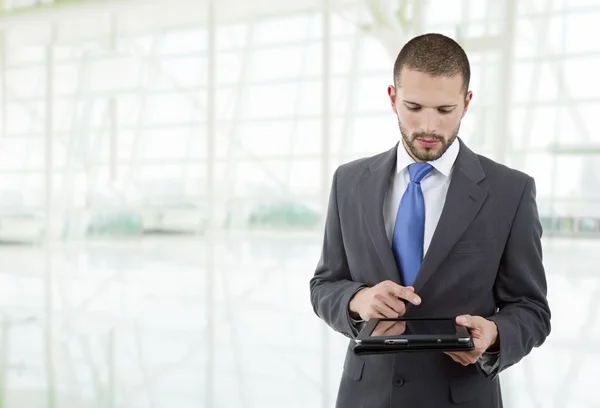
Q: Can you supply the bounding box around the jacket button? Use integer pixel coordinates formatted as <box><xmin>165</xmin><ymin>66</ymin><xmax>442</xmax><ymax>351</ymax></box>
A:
<box><xmin>393</xmin><ymin>376</ymin><xmax>405</xmax><ymax>387</ymax></box>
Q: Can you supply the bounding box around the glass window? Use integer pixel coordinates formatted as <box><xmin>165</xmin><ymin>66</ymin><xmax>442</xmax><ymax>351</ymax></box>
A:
<box><xmin>237</xmin><ymin>121</ymin><xmax>294</xmax><ymax>157</ymax></box>
<box><xmin>565</xmin><ymin>12</ymin><xmax>600</xmax><ymax>53</ymax></box>
<box><xmin>89</xmin><ymin>57</ymin><xmax>142</xmax><ymax>91</ymax></box>
<box><xmin>512</xmin><ymin>61</ymin><xmax>559</xmax><ymax>102</ymax></box>
<box><xmin>217</xmin><ymin>23</ymin><xmax>251</xmax><ymax>50</ymax></box>
<box><xmin>253</xmin><ymin>13</ymin><xmax>320</xmax><ymax>45</ymax></box>
<box><xmin>563</xmin><ymin>57</ymin><xmax>600</xmax><ymax>98</ymax></box>
<box><xmin>151</xmin><ymin>56</ymin><xmax>207</xmax><ymax>90</ymax></box>
<box><xmin>355</xmin><ymin>75</ymin><xmax>392</xmax><ymax>113</ymax></box>
<box><xmin>250</xmin><ymin>45</ymin><xmax>320</xmax><ymax>82</ymax></box>
<box><xmin>159</xmin><ymin>28</ymin><xmax>207</xmax><ymax>55</ymax></box>
<box><xmin>243</xmin><ymin>83</ymin><xmax>299</xmax><ymax>119</ymax></box>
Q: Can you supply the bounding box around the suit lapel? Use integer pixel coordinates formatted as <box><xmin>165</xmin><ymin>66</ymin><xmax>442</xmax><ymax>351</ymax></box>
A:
<box><xmin>410</xmin><ymin>139</ymin><xmax>488</xmax><ymax>295</ymax></box>
<box><xmin>357</xmin><ymin>145</ymin><xmax>400</xmax><ymax>283</ymax></box>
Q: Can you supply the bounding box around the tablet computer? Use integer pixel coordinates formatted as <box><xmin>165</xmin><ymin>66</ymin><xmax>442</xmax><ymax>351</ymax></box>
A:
<box><xmin>353</xmin><ymin>317</ymin><xmax>474</xmax><ymax>355</ymax></box>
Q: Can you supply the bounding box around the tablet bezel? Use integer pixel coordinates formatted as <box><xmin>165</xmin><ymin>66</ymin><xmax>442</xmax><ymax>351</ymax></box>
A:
<box><xmin>355</xmin><ymin>317</ymin><xmax>472</xmax><ymax>345</ymax></box>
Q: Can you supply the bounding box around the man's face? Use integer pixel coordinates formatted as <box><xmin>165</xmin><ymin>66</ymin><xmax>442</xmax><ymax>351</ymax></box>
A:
<box><xmin>388</xmin><ymin>67</ymin><xmax>472</xmax><ymax>162</ymax></box>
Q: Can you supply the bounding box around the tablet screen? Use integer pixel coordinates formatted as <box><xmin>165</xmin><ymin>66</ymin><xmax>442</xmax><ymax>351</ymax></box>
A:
<box><xmin>369</xmin><ymin>319</ymin><xmax>457</xmax><ymax>337</ymax></box>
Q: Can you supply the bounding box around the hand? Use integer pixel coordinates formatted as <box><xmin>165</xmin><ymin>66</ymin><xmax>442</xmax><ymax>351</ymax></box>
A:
<box><xmin>371</xmin><ymin>320</ymin><xmax>407</xmax><ymax>336</ymax></box>
<box><xmin>348</xmin><ymin>280</ymin><xmax>421</xmax><ymax>321</ymax></box>
<box><xmin>444</xmin><ymin>315</ymin><xmax>499</xmax><ymax>366</ymax></box>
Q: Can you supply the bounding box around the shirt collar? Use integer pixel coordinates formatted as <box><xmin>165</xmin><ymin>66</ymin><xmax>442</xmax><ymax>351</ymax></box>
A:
<box><xmin>396</xmin><ymin>138</ymin><xmax>460</xmax><ymax>177</ymax></box>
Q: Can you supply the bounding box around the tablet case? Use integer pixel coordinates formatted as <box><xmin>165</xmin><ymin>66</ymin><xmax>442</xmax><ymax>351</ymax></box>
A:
<box><xmin>353</xmin><ymin>317</ymin><xmax>475</xmax><ymax>355</ymax></box>
<box><xmin>353</xmin><ymin>339</ymin><xmax>475</xmax><ymax>355</ymax></box>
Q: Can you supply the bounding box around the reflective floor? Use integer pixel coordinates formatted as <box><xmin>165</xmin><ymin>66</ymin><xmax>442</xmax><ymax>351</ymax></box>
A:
<box><xmin>0</xmin><ymin>234</ymin><xmax>596</xmax><ymax>407</ymax></box>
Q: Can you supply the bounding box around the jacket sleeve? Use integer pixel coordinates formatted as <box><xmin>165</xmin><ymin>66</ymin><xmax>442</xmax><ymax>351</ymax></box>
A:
<box><xmin>487</xmin><ymin>176</ymin><xmax>551</xmax><ymax>379</ymax></box>
<box><xmin>309</xmin><ymin>167</ymin><xmax>366</xmax><ymax>339</ymax></box>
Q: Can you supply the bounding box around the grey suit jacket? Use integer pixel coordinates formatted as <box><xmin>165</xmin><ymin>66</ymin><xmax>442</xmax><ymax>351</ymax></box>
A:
<box><xmin>309</xmin><ymin>139</ymin><xmax>551</xmax><ymax>408</ymax></box>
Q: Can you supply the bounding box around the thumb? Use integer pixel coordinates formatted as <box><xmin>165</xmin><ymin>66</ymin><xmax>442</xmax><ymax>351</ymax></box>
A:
<box><xmin>456</xmin><ymin>315</ymin><xmax>474</xmax><ymax>327</ymax></box>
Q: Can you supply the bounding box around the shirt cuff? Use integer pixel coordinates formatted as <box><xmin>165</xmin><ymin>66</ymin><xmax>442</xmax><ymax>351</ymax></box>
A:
<box><xmin>347</xmin><ymin>313</ymin><xmax>366</xmax><ymax>337</ymax></box>
<box><xmin>476</xmin><ymin>351</ymin><xmax>501</xmax><ymax>377</ymax></box>
<box><xmin>349</xmin><ymin>315</ymin><xmax>365</xmax><ymax>325</ymax></box>
<box><xmin>346</xmin><ymin>286</ymin><xmax>367</xmax><ymax>336</ymax></box>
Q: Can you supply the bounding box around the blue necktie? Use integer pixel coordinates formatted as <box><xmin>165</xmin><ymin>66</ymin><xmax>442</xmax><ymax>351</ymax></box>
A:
<box><xmin>392</xmin><ymin>162</ymin><xmax>433</xmax><ymax>287</ymax></box>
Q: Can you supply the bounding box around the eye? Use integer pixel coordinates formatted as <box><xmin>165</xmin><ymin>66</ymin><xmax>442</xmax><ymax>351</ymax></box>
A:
<box><xmin>438</xmin><ymin>109</ymin><xmax>453</xmax><ymax>114</ymax></box>
<box><xmin>406</xmin><ymin>106</ymin><xmax>421</xmax><ymax>112</ymax></box>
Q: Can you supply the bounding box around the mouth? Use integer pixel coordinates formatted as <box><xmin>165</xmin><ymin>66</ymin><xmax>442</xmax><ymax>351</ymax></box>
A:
<box><xmin>416</xmin><ymin>138</ymin><xmax>441</xmax><ymax>148</ymax></box>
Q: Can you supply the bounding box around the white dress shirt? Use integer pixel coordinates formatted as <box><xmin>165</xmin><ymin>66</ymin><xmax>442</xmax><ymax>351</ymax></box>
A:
<box><xmin>383</xmin><ymin>140</ymin><xmax>460</xmax><ymax>253</ymax></box>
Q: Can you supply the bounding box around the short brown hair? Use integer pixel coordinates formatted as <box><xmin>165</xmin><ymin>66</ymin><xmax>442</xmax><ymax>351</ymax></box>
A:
<box><xmin>393</xmin><ymin>33</ymin><xmax>470</xmax><ymax>95</ymax></box>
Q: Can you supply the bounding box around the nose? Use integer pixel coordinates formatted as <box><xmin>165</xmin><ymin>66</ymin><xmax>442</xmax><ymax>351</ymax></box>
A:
<box><xmin>421</xmin><ymin>110</ymin><xmax>438</xmax><ymax>134</ymax></box>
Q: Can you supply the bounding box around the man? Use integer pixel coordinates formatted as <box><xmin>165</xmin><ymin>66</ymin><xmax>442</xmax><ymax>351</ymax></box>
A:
<box><xmin>309</xmin><ymin>33</ymin><xmax>551</xmax><ymax>408</ymax></box>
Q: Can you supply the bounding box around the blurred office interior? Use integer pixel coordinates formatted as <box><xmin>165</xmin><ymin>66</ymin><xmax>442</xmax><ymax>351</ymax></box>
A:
<box><xmin>0</xmin><ymin>0</ymin><xmax>598</xmax><ymax>406</ymax></box>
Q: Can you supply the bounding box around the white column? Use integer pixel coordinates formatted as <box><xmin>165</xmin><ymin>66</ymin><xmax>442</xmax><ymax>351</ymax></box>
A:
<box><xmin>44</xmin><ymin>22</ymin><xmax>57</xmax><ymax>408</ymax></box>
<box><xmin>0</xmin><ymin>29</ymin><xmax>6</xmax><ymax>139</ymax></box>
<box><xmin>109</xmin><ymin>13</ymin><xmax>118</xmax><ymax>183</ymax></box>
<box><xmin>321</xmin><ymin>0</ymin><xmax>332</xmax><ymax>407</ymax></box>
<box><xmin>495</xmin><ymin>0</ymin><xmax>516</xmax><ymax>165</ymax></box>
<box><xmin>45</xmin><ymin>24</ymin><xmax>56</xmax><ymax>238</ymax></box>
<box><xmin>205</xmin><ymin>0</ymin><xmax>217</xmax><ymax>407</ymax></box>
<box><xmin>107</xmin><ymin>328</ymin><xmax>116</xmax><ymax>408</ymax></box>
<box><xmin>109</xmin><ymin>97</ymin><xmax>117</xmax><ymax>182</ymax></box>
<box><xmin>0</xmin><ymin>318</ymin><xmax>8</xmax><ymax>408</ymax></box>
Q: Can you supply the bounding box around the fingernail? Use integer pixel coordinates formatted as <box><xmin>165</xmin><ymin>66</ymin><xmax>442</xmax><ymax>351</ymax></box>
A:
<box><xmin>413</xmin><ymin>297</ymin><xmax>421</xmax><ymax>305</ymax></box>
<box><xmin>458</xmin><ymin>317</ymin><xmax>467</xmax><ymax>325</ymax></box>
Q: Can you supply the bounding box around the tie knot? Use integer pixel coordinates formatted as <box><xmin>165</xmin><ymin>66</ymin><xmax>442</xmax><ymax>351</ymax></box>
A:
<box><xmin>408</xmin><ymin>162</ymin><xmax>433</xmax><ymax>183</ymax></box>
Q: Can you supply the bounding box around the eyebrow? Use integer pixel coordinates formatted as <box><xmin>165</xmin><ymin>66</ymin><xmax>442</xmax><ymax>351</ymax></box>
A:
<box><xmin>402</xmin><ymin>100</ymin><xmax>458</xmax><ymax>109</ymax></box>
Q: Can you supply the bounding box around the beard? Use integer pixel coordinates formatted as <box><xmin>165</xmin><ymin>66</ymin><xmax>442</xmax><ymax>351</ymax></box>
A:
<box><xmin>399</xmin><ymin>120</ymin><xmax>460</xmax><ymax>162</ymax></box>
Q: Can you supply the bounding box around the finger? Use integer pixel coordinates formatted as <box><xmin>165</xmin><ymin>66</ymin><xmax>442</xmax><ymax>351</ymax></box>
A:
<box><xmin>445</xmin><ymin>352</ymin><xmax>470</xmax><ymax>366</ymax></box>
<box><xmin>381</xmin><ymin>294</ymin><xmax>407</xmax><ymax>316</ymax></box>
<box><xmin>376</xmin><ymin>320</ymin><xmax>396</xmax><ymax>331</ymax></box>
<box><xmin>444</xmin><ymin>351</ymin><xmax>458</xmax><ymax>360</ymax></box>
<box><xmin>377</xmin><ymin>322</ymin><xmax>397</xmax><ymax>336</ymax></box>
<box><xmin>391</xmin><ymin>321</ymin><xmax>407</xmax><ymax>335</ymax></box>
<box><xmin>463</xmin><ymin>353</ymin><xmax>480</xmax><ymax>365</ymax></box>
<box><xmin>444</xmin><ymin>352</ymin><xmax>463</xmax><ymax>363</ymax></box>
<box><xmin>456</xmin><ymin>315</ymin><xmax>485</xmax><ymax>329</ymax></box>
<box><xmin>371</xmin><ymin>320</ymin><xmax>392</xmax><ymax>336</ymax></box>
<box><xmin>382</xmin><ymin>322</ymin><xmax>406</xmax><ymax>336</ymax></box>
<box><xmin>373</xmin><ymin>297</ymin><xmax>400</xmax><ymax>318</ymax></box>
<box><xmin>365</xmin><ymin>311</ymin><xmax>385</xmax><ymax>321</ymax></box>
<box><xmin>454</xmin><ymin>351</ymin><xmax>481</xmax><ymax>364</ymax></box>
<box><xmin>374</xmin><ymin>294</ymin><xmax>404</xmax><ymax>317</ymax></box>
<box><xmin>456</xmin><ymin>315</ymin><xmax>471</xmax><ymax>327</ymax></box>
<box><xmin>387</xmin><ymin>282</ymin><xmax>421</xmax><ymax>305</ymax></box>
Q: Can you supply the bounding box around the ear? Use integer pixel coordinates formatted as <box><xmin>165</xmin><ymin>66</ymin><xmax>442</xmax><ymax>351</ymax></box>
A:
<box><xmin>462</xmin><ymin>91</ymin><xmax>473</xmax><ymax>117</ymax></box>
<box><xmin>388</xmin><ymin>85</ymin><xmax>398</xmax><ymax>114</ymax></box>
